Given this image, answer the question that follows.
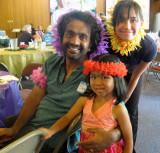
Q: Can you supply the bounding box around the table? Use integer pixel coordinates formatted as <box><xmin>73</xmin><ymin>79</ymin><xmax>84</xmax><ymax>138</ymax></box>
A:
<box><xmin>0</xmin><ymin>38</ymin><xmax>10</xmax><ymax>47</ymax></box>
<box><xmin>0</xmin><ymin>71</ymin><xmax>23</xmax><ymax>127</ymax></box>
<box><xmin>0</xmin><ymin>46</ymin><xmax>55</xmax><ymax>75</ymax></box>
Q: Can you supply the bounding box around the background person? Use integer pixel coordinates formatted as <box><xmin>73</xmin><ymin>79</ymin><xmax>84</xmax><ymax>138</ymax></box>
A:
<box><xmin>51</xmin><ymin>0</ymin><xmax>72</xmax><ymax>27</ymax></box>
<box><xmin>32</xmin><ymin>30</ymin><xmax>41</xmax><ymax>40</ymax></box>
<box><xmin>18</xmin><ymin>24</ymin><xmax>35</xmax><ymax>46</ymax></box>
<box><xmin>106</xmin><ymin>0</ymin><xmax>158</xmax><ymax>152</ymax></box>
<box><xmin>99</xmin><ymin>12</ymin><xmax>106</xmax><ymax>24</ymax></box>
<box><xmin>0</xmin><ymin>10</ymin><xmax>119</xmax><ymax>153</ymax></box>
<box><xmin>36</xmin><ymin>25</ymin><xmax>44</xmax><ymax>39</ymax></box>
<box><xmin>42</xmin><ymin>25</ymin><xmax>54</xmax><ymax>44</ymax></box>
<box><xmin>40</xmin><ymin>54</ymin><xmax>133</xmax><ymax>153</ymax></box>
<box><xmin>30</xmin><ymin>23</ymin><xmax>36</xmax><ymax>36</ymax></box>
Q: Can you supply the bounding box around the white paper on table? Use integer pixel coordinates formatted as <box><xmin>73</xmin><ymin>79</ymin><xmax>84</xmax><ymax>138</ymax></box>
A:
<box><xmin>0</xmin><ymin>75</ymin><xmax>19</xmax><ymax>81</ymax></box>
<box><xmin>0</xmin><ymin>80</ymin><xmax>8</xmax><ymax>85</ymax></box>
<box><xmin>0</xmin><ymin>48</ymin><xmax>4</xmax><ymax>52</ymax></box>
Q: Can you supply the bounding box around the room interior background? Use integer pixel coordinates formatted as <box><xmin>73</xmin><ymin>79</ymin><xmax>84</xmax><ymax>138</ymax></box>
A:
<box><xmin>0</xmin><ymin>0</ymin><xmax>159</xmax><ymax>38</ymax></box>
<box><xmin>50</xmin><ymin>0</ymin><xmax>96</xmax><ymax>27</ymax></box>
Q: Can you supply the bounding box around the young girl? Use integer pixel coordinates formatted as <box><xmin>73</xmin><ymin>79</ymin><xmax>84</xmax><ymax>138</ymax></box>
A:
<box><xmin>40</xmin><ymin>54</ymin><xmax>133</xmax><ymax>153</ymax></box>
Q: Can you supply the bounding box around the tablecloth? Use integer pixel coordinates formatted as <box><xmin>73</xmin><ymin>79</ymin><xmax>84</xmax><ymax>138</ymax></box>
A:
<box><xmin>0</xmin><ymin>71</ymin><xmax>23</xmax><ymax>127</ymax></box>
<box><xmin>0</xmin><ymin>39</ymin><xmax>10</xmax><ymax>46</ymax></box>
<box><xmin>0</xmin><ymin>47</ymin><xmax>55</xmax><ymax>75</ymax></box>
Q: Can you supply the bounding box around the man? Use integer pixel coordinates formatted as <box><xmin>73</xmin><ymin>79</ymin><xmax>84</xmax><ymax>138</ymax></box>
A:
<box><xmin>18</xmin><ymin>24</ymin><xmax>35</xmax><ymax>46</ymax></box>
<box><xmin>0</xmin><ymin>10</ymin><xmax>120</xmax><ymax>153</ymax></box>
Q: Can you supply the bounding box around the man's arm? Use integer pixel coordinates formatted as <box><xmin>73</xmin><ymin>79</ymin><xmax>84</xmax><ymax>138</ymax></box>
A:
<box><xmin>0</xmin><ymin>85</ymin><xmax>45</xmax><ymax>143</ymax></box>
<box><xmin>13</xmin><ymin>85</ymin><xmax>45</xmax><ymax>132</ymax></box>
<box><xmin>75</xmin><ymin>127</ymin><xmax>121</xmax><ymax>153</ymax></box>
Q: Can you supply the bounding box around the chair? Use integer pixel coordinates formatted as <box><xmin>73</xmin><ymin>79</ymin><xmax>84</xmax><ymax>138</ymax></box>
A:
<box><xmin>18</xmin><ymin>63</ymin><xmax>43</xmax><ymax>101</ymax></box>
<box><xmin>144</xmin><ymin>53</ymin><xmax>160</xmax><ymax>89</ymax></box>
<box><xmin>20</xmin><ymin>89</ymin><xmax>33</xmax><ymax>102</ymax></box>
<box><xmin>3</xmin><ymin>112</ymin><xmax>82</xmax><ymax>153</ymax></box>
<box><xmin>4</xmin><ymin>114</ymin><xmax>19</xmax><ymax>128</ymax></box>
<box><xmin>18</xmin><ymin>63</ymin><xmax>43</xmax><ymax>90</ymax></box>
<box><xmin>0</xmin><ymin>63</ymin><xmax>9</xmax><ymax>72</ymax></box>
<box><xmin>21</xmin><ymin>63</ymin><xmax>43</xmax><ymax>77</ymax></box>
<box><xmin>0</xmin><ymin>129</ymin><xmax>45</xmax><ymax>153</ymax></box>
<box><xmin>53</xmin><ymin>112</ymin><xmax>82</xmax><ymax>153</ymax></box>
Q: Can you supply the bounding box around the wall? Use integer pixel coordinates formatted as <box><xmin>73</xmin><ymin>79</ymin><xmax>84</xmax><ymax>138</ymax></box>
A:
<box><xmin>150</xmin><ymin>0</ymin><xmax>160</xmax><ymax>32</ymax></box>
<box><xmin>0</xmin><ymin>0</ymin><xmax>159</xmax><ymax>38</ymax></box>
<box><xmin>96</xmin><ymin>0</ymin><xmax>106</xmax><ymax>16</ymax></box>
<box><xmin>0</xmin><ymin>0</ymin><xmax>50</xmax><ymax>38</ymax></box>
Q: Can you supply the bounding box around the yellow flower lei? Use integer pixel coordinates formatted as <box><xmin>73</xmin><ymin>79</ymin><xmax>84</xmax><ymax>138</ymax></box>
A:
<box><xmin>106</xmin><ymin>11</ymin><xmax>146</xmax><ymax>56</ymax></box>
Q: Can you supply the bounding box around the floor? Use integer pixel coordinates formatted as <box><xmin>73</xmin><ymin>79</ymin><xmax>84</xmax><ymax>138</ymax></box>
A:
<box><xmin>135</xmin><ymin>74</ymin><xmax>160</xmax><ymax>153</ymax></box>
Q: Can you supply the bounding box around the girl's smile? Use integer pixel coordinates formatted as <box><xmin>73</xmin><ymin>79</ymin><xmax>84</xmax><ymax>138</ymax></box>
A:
<box><xmin>115</xmin><ymin>8</ymin><xmax>143</xmax><ymax>41</ymax></box>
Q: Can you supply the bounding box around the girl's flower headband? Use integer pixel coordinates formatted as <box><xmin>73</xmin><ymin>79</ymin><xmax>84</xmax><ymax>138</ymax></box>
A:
<box><xmin>83</xmin><ymin>60</ymin><xmax>128</xmax><ymax>78</ymax></box>
<box><xmin>51</xmin><ymin>9</ymin><xmax>108</xmax><ymax>59</ymax></box>
<box><xmin>30</xmin><ymin>67</ymin><xmax>47</xmax><ymax>89</ymax></box>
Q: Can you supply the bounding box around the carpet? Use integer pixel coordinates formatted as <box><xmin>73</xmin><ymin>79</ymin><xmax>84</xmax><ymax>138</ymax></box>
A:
<box><xmin>135</xmin><ymin>75</ymin><xmax>160</xmax><ymax>153</ymax></box>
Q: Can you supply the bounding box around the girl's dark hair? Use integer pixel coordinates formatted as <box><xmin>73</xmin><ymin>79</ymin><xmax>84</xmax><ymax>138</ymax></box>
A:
<box><xmin>83</xmin><ymin>54</ymin><xmax>127</xmax><ymax>105</ymax></box>
<box><xmin>113</xmin><ymin>0</ymin><xmax>143</xmax><ymax>27</ymax></box>
<box><xmin>58</xmin><ymin>10</ymin><xmax>101</xmax><ymax>57</ymax></box>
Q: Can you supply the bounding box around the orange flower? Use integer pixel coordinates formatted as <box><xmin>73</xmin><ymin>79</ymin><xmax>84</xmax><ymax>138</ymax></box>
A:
<box><xmin>120</xmin><ymin>41</ymin><xmax>127</xmax><ymax>50</ymax></box>
<box><xmin>112</xmin><ymin>45</ymin><xmax>117</xmax><ymax>50</ymax></box>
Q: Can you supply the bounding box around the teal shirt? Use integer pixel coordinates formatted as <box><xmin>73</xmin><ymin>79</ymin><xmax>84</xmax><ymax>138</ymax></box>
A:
<box><xmin>28</xmin><ymin>54</ymin><xmax>85</xmax><ymax>151</ymax></box>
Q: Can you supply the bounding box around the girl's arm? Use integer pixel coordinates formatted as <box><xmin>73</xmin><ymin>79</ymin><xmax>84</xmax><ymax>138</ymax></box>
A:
<box><xmin>113</xmin><ymin>104</ymin><xmax>133</xmax><ymax>153</ymax></box>
<box><xmin>125</xmin><ymin>60</ymin><xmax>150</xmax><ymax>103</ymax></box>
<box><xmin>40</xmin><ymin>96</ymin><xmax>88</xmax><ymax>139</ymax></box>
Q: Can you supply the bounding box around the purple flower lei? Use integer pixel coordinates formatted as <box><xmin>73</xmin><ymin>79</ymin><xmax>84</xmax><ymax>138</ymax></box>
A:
<box><xmin>51</xmin><ymin>9</ymin><xmax>108</xmax><ymax>59</ymax></box>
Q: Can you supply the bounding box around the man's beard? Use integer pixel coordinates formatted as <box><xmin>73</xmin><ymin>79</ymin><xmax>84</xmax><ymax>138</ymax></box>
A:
<box><xmin>62</xmin><ymin>43</ymin><xmax>88</xmax><ymax>61</ymax></box>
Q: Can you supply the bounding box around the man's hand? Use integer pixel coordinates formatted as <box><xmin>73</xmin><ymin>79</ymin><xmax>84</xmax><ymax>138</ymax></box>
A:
<box><xmin>0</xmin><ymin>128</ymin><xmax>17</xmax><ymax>143</ymax></box>
<box><xmin>75</xmin><ymin>127</ymin><xmax>120</xmax><ymax>153</ymax></box>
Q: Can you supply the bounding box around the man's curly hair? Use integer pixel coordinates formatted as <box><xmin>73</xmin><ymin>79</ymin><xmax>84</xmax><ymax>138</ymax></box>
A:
<box><xmin>58</xmin><ymin>10</ymin><xmax>101</xmax><ymax>56</ymax></box>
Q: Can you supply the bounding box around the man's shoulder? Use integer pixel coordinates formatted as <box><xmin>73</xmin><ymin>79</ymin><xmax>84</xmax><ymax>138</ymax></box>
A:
<box><xmin>45</xmin><ymin>53</ymin><xmax>63</xmax><ymax>64</ymax></box>
<box><xmin>43</xmin><ymin>54</ymin><xmax>64</xmax><ymax>73</ymax></box>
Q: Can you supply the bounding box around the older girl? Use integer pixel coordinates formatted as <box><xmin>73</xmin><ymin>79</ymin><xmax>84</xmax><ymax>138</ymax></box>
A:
<box><xmin>106</xmin><ymin>1</ymin><xmax>157</xmax><ymax>152</ymax></box>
